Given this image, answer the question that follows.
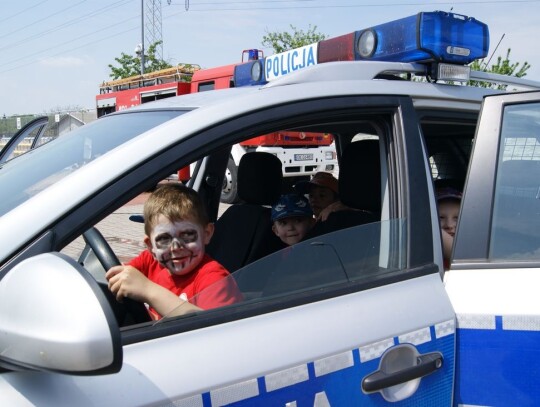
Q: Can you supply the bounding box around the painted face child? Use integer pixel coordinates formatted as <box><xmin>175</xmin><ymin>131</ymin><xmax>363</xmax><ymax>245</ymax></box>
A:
<box><xmin>145</xmin><ymin>214</ymin><xmax>214</xmax><ymax>276</ymax></box>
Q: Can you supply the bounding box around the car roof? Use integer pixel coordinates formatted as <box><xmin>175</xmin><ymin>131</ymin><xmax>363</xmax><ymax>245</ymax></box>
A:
<box><xmin>121</xmin><ymin>61</ymin><xmax>501</xmax><ymax>114</ymax></box>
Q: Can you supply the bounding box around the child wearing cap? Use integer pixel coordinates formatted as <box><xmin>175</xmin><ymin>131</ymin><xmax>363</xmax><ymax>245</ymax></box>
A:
<box><xmin>294</xmin><ymin>172</ymin><xmax>342</xmax><ymax>221</ymax></box>
<box><xmin>271</xmin><ymin>193</ymin><xmax>316</xmax><ymax>246</ymax></box>
<box><xmin>436</xmin><ymin>186</ymin><xmax>462</xmax><ymax>270</ymax></box>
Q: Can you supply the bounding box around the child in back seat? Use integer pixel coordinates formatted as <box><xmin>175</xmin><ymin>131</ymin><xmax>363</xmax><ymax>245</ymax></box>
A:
<box><xmin>271</xmin><ymin>193</ymin><xmax>315</xmax><ymax>246</ymax></box>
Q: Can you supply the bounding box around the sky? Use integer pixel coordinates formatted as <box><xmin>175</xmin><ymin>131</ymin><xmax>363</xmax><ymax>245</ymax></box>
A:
<box><xmin>1</xmin><ymin>0</ymin><xmax>540</xmax><ymax>116</ymax></box>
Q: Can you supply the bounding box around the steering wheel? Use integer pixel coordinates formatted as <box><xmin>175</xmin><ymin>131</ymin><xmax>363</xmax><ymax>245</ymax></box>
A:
<box><xmin>82</xmin><ymin>227</ymin><xmax>151</xmax><ymax>325</ymax></box>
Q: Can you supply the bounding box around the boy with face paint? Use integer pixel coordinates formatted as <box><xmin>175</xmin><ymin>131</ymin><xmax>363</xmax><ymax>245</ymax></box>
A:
<box><xmin>106</xmin><ymin>183</ymin><xmax>243</xmax><ymax>320</ymax></box>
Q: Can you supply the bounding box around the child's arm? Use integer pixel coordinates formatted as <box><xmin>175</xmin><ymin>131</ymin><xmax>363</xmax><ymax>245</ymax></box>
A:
<box><xmin>106</xmin><ymin>265</ymin><xmax>201</xmax><ymax>317</ymax></box>
<box><xmin>317</xmin><ymin>200</ymin><xmax>350</xmax><ymax>221</ymax></box>
<box><xmin>441</xmin><ymin>229</ymin><xmax>454</xmax><ymax>261</ymax></box>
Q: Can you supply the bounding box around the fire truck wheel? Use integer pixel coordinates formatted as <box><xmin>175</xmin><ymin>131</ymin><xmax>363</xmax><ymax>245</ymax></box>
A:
<box><xmin>221</xmin><ymin>158</ymin><xmax>240</xmax><ymax>204</ymax></box>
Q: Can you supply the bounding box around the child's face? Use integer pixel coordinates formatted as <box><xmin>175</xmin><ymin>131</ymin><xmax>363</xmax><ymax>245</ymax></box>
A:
<box><xmin>145</xmin><ymin>214</ymin><xmax>214</xmax><ymax>276</ymax></box>
<box><xmin>272</xmin><ymin>216</ymin><xmax>315</xmax><ymax>246</ymax></box>
<box><xmin>308</xmin><ymin>186</ymin><xmax>337</xmax><ymax>217</ymax></box>
<box><xmin>438</xmin><ymin>200</ymin><xmax>460</xmax><ymax>237</ymax></box>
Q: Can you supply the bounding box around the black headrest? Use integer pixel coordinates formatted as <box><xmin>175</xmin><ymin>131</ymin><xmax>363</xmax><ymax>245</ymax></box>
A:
<box><xmin>238</xmin><ymin>152</ymin><xmax>283</xmax><ymax>205</ymax></box>
<box><xmin>339</xmin><ymin>140</ymin><xmax>381</xmax><ymax>213</ymax></box>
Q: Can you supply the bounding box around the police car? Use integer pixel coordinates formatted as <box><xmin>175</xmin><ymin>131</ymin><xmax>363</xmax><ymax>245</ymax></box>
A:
<box><xmin>0</xmin><ymin>11</ymin><xmax>539</xmax><ymax>406</ymax></box>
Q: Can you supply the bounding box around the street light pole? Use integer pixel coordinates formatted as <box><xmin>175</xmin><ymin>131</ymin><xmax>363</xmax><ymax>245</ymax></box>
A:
<box><xmin>140</xmin><ymin>0</ymin><xmax>145</xmax><ymax>75</ymax></box>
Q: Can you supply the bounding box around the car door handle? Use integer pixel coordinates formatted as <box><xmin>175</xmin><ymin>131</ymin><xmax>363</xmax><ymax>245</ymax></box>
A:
<box><xmin>362</xmin><ymin>351</ymin><xmax>443</xmax><ymax>394</ymax></box>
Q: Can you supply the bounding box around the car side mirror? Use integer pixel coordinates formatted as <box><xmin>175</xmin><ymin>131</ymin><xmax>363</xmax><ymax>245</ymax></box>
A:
<box><xmin>0</xmin><ymin>253</ymin><xmax>122</xmax><ymax>375</ymax></box>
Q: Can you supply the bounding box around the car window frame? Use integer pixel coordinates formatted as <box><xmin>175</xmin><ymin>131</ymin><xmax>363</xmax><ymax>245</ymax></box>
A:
<box><xmin>9</xmin><ymin>95</ymin><xmax>439</xmax><ymax>344</ymax></box>
<box><xmin>453</xmin><ymin>91</ymin><xmax>540</xmax><ymax>268</ymax></box>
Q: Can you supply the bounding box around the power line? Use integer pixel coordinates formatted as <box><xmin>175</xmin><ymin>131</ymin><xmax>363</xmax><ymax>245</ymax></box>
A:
<box><xmin>166</xmin><ymin>0</ymin><xmax>540</xmax><ymax>7</ymax></box>
<box><xmin>0</xmin><ymin>23</ymin><xmax>140</xmax><ymax>75</ymax></box>
<box><xmin>0</xmin><ymin>1</ymin><xmax>88</xmax><ymax>41</ymax></box>
<box><xmin>0</xmin><ymin>0</ymin><xmax>50</xmax><ymax>25</ymax></box>
<box><xmin>168</xmin><ymin>0</ymin><xmax>315</xmax><ymax>4</ymax></box>
<box><xmin>0</xmin><ymin>1</ymin><xmax>133</xmax><ymax>53</ymax></box>
<box><xmin>0</xmin><ymin>0</ymin><xmax>132</xmax><ymax>53</ymax></box>
<box><xmin>1</xmin><ymin>0</ymin><xmax>538</xmax><ymax>75</ymax></box>
<box><xmin>0</xmin><ymin>14</ymin><xmax>140</xmax><ymax>70</ymax></box>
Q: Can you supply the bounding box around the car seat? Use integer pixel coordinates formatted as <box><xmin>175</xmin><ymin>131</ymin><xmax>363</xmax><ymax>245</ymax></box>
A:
<box><xmin>260</xmin><ymin>140</ymin><xmax>384</xmax><ymax>298</ymax></box>
<box><xmin>206</xmin><ymin>152</ymin><xmax>285</xmax><ymax>274</ymax></box>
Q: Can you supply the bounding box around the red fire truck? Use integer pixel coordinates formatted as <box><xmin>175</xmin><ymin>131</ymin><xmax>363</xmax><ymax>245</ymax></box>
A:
<box><xmin>96</xmin><ymin>52</ymin><xmax>337</xmax><ymax>203</ymax></box>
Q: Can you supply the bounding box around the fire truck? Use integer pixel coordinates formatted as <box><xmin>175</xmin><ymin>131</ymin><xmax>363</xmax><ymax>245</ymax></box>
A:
<box><xmin>96</xmin><ymin>52</ymin><xmax>337</xmax><ymax>203</ymax></box>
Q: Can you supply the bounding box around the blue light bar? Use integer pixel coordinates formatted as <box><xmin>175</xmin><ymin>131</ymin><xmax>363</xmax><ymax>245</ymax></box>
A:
<box><xmin>232</xmin><ymin>11</ymin><xmax>489</xmax><ymax>87</ymax></box>
<box><xmin>354</xmin><ymin>11</ymin><xmax>489</xmax><ymax>64</ymax></box>
<box><xmin>234</xmin><ymin>59</ymin><xmax>265</xmax><ymax>87</ymax></box>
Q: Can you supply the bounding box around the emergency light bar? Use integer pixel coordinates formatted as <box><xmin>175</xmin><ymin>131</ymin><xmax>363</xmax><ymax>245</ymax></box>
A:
<box><xmin>234</xmin><ymin>11</ymin><xmax>489</xmax><ymax>86</ymax></box>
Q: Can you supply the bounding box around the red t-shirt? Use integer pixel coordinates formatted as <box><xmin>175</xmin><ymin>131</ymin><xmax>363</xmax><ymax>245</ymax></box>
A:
<box><xmin>129</xmin><ymin>251</ymin><xmax>243</xmax><ymax>318</ymax></box>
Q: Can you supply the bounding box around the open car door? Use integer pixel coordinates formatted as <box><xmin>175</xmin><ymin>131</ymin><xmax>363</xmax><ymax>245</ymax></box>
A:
<box><xmin>447</xmin><ymin>91</ymin><xmax>540</xmax><ymax>405</ymax></box>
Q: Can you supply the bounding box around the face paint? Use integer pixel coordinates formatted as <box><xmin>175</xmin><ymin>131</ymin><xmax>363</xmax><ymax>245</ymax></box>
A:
<box><xmin>150</xmin><ymin>217</ymin><xmax>206</xmax><ymax>276</ymax></box>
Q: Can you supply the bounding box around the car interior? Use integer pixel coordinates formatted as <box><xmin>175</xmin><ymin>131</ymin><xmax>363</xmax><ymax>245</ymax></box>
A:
<box><xmin>59</xmin><ymin>109</ymin><xmax>479</xmax><ymax>328</ymax></box>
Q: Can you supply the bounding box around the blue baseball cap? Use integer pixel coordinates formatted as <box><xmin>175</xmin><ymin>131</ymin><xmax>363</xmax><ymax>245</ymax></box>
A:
<box><xmin>271</xmin><ymin>193</ymin><xmax>313</xmax><ymax>221</ymax></box>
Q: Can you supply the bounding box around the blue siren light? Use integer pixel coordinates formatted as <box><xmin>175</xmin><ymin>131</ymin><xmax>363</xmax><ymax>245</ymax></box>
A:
<box><xmin>234</xmin><ymin>60</ymin><xmax>264</xmax><ymax>87</ymax></box>
<box><xmin>232</xmin><ymin>11</ymin><xmax>490</xmax><ymax>86</ymax></box>
<box><xmin>354</xmin><ymin>11</ymin><xmax>489</xmax><ymax>64</ymax></box>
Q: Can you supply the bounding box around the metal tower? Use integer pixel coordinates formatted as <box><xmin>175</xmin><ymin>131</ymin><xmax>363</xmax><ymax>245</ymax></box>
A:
<box><xmin>144</xmin><ymin>0</ymin><xmax>164</xmax><ymax>61</ymax></box>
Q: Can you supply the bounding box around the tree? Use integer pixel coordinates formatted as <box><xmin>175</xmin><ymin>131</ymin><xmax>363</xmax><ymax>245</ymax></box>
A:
<box><xmin>468</xmin><ymin>48</ymin><xmax>531</xmax><ymax>90</ymax></box>
<box><xmin>108</xmin><ymin>41</ymin><xmax>172</xmax><ymax>80</ymax></box>
<box><xmin>262</xmin><ymin>25</ymin><xmax>327</xmax><ymax>53</ymax></box>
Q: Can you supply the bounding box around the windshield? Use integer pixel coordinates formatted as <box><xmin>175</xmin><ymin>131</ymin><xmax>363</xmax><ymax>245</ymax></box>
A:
<box><xmin>0</xmin><ymin>110</ymin><xmax>184</xmax><ymax>216</ymax></box>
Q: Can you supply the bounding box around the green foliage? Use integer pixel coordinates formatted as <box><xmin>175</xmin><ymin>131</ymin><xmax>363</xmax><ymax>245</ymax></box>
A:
<box><xmin>468</xmin><ymin>48</ymin><xmax>531</xmax><ymax>90</ymax></box>
<box><xmin>108</xmin><ymin>41</ymin><xmax>173</xmax><ymax>80</ymax></box>
<box><xmin>262</xmin><ymin>25</ymin><xmax>327</xmax><ymax>53</ymax></box>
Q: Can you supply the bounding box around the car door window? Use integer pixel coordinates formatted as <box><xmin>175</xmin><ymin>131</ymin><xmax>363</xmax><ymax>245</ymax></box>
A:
<box><xmin>230</xmin><ymin>218</ymin><xmax>406</xmax><ymax>299</ymax></box>
<box><xmin>489</xmin><ymin>102</ymin><xmax>540</xmax><ymax>260</ymax></box>
<box><xmin>53</xmin><ymin>95</ymin><xmax>433</xmax><ymax>333</ymax></box>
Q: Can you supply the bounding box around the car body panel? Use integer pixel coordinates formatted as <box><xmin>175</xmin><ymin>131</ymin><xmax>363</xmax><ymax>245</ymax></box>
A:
<box><xmin>0</xmin><ymin>61</ymin><xmax>539</xmax><ymax>405</ymax></box>
<box><xmin>445</xmin><ymin>91</ymin><xmax>540</xmax><ymax>405</ymax></box>
<box><xmin>0</xmin><ymin>273</ymin><xmax>454</xmax><ymax>406</ymax></box>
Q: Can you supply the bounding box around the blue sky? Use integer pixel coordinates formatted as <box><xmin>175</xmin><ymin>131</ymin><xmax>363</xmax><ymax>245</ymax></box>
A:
<box><xmin>1</xmin><ymin>0</ymin><xmax>539</xmax><ymax>116</ymax></box>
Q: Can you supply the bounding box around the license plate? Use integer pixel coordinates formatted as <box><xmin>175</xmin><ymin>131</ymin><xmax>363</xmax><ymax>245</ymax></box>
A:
<box><xmin>294</xmin><ymin>153</ymin><xmax>313</xmax><ymax>161</ymax></box>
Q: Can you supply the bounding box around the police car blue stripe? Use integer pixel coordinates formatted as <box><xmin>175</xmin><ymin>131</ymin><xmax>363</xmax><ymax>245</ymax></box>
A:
<box><xmin>359</xmin><ymin>337</ymin><xmax>395</xmax><ymax>363</ymax></box>
<box><xmin>398</xmin><ymin>326</ymin><xmax>431</xmax><ymax>345</ymax></box>
<box><xmin>502</xmin><ymin>314</ymin><xmax>540</xmax><ymax>330</ymax></box>
<box><xmin>314</xmin><ymin>350</ymin><xmax>354</xmax><ymax>377</ymax></box>
<box><xmin>435</xmin><ymin>319</ymin><xmax>455</xmax><ymax>338</ymax></box>
<box><xmin>456</xmin><ymin>313</ymin><xmax>540</xmax><ymax>406</ymax></box>
<box><xmin>209</xmin><ymin>378</ymin><xmax>259</xmax><ymax>406</ymax></box>
<box><xmin>168</xmin><ymin>394</ymin><xmax>203</xmax><ymax>407</ymax></box>
<box><xmin>265</xmin><ymin>364</ymin><xmax>309</xmax><ymax>392</ymax></box>
<box><xmin>457</xmin><ymin>314</ymin><xmax>495</xmax><ymax>329</ymax></box>
<box><xmin>170</xmin><ymin>320</ymin><xmax>455</xmax><ymax>406</ymax></box>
